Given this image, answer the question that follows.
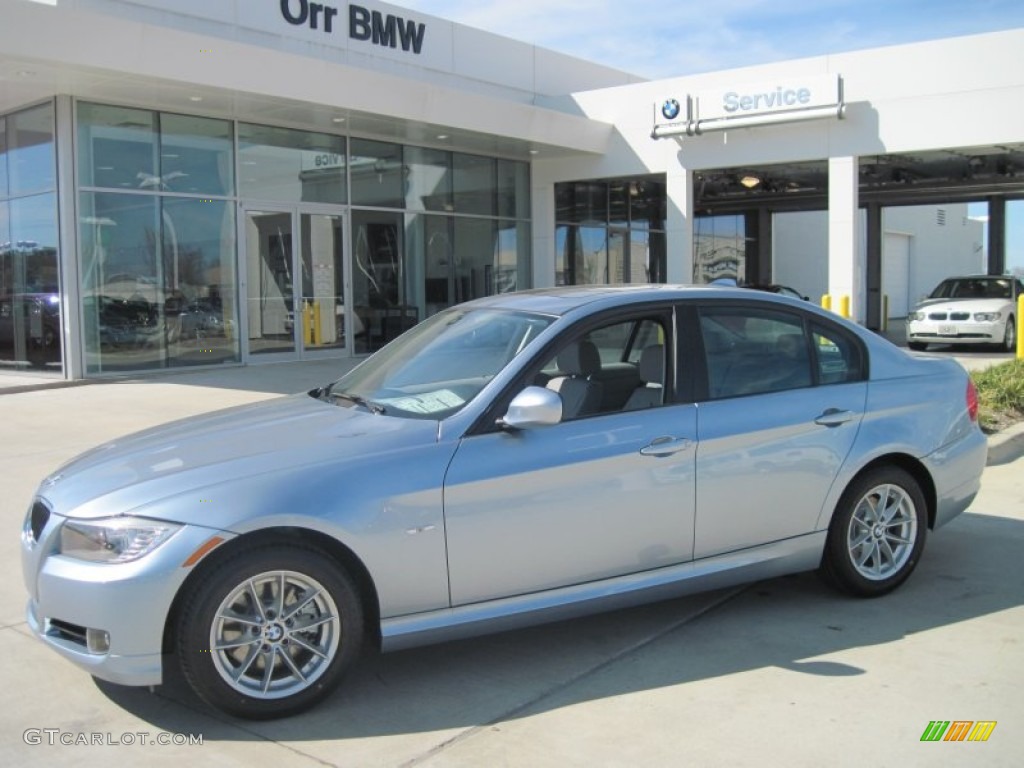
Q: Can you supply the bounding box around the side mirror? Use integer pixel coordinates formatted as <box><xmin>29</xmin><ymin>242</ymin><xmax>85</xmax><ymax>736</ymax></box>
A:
<box><xmin>499</xmin><ymin>386</ymin><xmax>562</xmax><ymax>429</ymax></box>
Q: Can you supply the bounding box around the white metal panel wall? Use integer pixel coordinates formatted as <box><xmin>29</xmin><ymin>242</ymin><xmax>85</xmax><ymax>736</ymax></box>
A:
<box><xmin>882</xmin><ymin>232</ymin><xmax>911</xmax><ymax>319</ymax></box>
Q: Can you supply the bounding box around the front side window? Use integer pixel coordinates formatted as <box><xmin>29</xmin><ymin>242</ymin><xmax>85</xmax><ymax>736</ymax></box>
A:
<box><xmin>535</xmin><ymin>315</ymin><xmax>669</xmax><ymax>420</ymax></box>
<box><xmin>326</xmin><ymin>308</ymin><xmax>554</xmax><ymax>419</ymax></box>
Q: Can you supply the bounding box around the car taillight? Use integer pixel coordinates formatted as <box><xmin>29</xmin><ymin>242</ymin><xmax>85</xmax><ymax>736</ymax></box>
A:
<box><xmin>966</xmin><ymin>378</ymin><xmax>979</xmax><ymax>422</ymax></box>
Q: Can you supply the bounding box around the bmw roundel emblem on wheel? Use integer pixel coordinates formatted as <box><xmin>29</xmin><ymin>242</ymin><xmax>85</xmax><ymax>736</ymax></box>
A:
<box><xmin>661</xmin><ymin>98</ymin><xmax>681</xmax><ymax>120</ymax></box>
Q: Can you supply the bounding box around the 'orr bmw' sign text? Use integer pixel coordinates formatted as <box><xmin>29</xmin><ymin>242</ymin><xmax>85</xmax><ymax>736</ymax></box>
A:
<box><xmin>652</xmin><ymin>75</ymin><xmax>843</xmax><ymax>139</ymax></box>
<box><xmin>280</xmin><ymin>1</ymin><xmax>427</xmax><ymax>54</ymax></box>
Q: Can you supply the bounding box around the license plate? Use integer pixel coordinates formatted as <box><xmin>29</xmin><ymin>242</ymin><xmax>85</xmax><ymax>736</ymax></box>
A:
<box><xmin>938</xmin><ymin>325</ymin><xmax>957</xmax><ymax>336</ymax></box>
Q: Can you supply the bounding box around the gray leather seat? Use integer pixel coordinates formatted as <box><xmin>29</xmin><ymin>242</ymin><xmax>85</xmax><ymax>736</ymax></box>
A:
<box><xmin>623</xmin><ymin>344</ymin><xmax>664</xmax><ymax>410</ymax></box>
<box><xmin>547</xmin><ymin>340</ymin><xmax>604</xmax><ymax>419</ymax></box>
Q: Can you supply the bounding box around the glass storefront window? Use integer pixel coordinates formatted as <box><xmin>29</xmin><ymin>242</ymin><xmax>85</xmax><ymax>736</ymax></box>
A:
<box><xmin>238</xmin><ymin>123</ymin><xmax>345</xmax><ymax>204</ymax></box>
<box><xmin>0</xmin><ymin>117</ymin><xmax>7</xmax><ymax>195</ymax></box>
<box><xmin>694</xmin><ymin>214</ymin><xmax>745</xmax><ymax>284</ymax></box>
<box><xmin>453</xmin><ymin>153</ymin><xmax>496</xmax><ymax>216</ymax></box>
<box><xmin>630</xmin><ymin>179</ymin><xmax>665</xmax><ymax>230</ymax></box>
<box><xmin>80</xmin><ymin>192</ymin><xmax>238</xmax><ymax>372</ymax></box>
<box><xmin>9</xmin><ymin>104</ymin><xmax>56</xmax><ymax>196</ymax></box>
<box><xmin>350</xmin><ymin>139</ymin><xmax>403</xmax><ymax>209</ymax></box>
<box><xmin>609</xmin><ymin>181</ymin><xmax>629</xmax><ymax>229</ymax></box>
<box><xmin>405</xmin><ymin>146</ymin><xmax>451</xmax><ymax>212</ymax></box>
<box><xmin>1008</xmin><ymin>200</ymin><xmax>1024</xmax><ymax>278</ymax></box>
<box><xmin>454</xmin><ymin>217</ymin><xmax>497</xmax><ymax>300</ymax></box>
<box><xmin>497</xmin><ymin>220</ymin><xmax>530</xmax><ymax>293</ymax></box>
<box><xmin>159</xmin><ymin>114</ymin><xmax>234</xmax><ymax>197</ymax></box>
<box><xmin>352</xmin><ymin>209</ymin><xmax>409</xmax><ymax>353</ymax></box>
<box><xmin>497</xmin><ymin>160</ymin><xmax>529</xmax><ymax>219</ymax></box>
<box><xmin>78</xmin><ymin>104</ymin><xmax>158</xmax><ymax>191</ymax></box>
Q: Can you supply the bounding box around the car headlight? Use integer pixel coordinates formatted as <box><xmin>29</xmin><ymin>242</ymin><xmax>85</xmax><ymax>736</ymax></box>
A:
<box><xmin>973</xmin><ymin>312</ymin><xmax>1001</xmax><ymax>322</ymax></box>
<box><xmin>59</xmin><ymin>517</ymin><xmax>181</xmax><ymax>564</ymax></box>
<box><xmin>907</xmin><ymin>311</ymin><xmax>925</xmax><ymax>321</ymax></box>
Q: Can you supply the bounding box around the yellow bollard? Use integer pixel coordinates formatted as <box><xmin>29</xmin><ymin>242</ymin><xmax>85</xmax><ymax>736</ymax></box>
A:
<box><xmin>302</xmin><ymin>301</ymin><xmax>313</xmax><ymax>347</ymax></box>
<box><xmin>1017</xmin><ymin>294</ymin><xmax>1023</xmax><ymax>360</ymax></box>
<box><xmin>840</xmin><ymin>295</ymin><xmax>851</xmax><ymax>319</ymax></box>
<box><xmin>312</xmin><ymin>300</ymin><xmax>321</xmax><ymax>347</ymax></box>
<box><xmin>821</xmin><ymin>294</ymin><xmax>832</xmax><ymax>312</ymax></box>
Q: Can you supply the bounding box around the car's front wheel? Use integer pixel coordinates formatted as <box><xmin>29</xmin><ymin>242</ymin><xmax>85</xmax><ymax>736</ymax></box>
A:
<box><xmin>1001</xmin><ymin>316</ymin><xmax>1016</xmax><ymax>353</ymax></box>
<box><xmin>177</xmin><ymin>543</ymin><xmax>364</xmax><ymax>719</ymax></box>
<box><xmin>820</xmin><ymin>466</ymin><xmax>927</xmax><ymax>597</ymax></box>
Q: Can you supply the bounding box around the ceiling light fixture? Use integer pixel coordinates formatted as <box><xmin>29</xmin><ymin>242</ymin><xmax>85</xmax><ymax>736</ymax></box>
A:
<box><xmin>332</xmin><ymin>117</ymin><xmax>346</xmax><ymax>123</ymax></box>
<box><xmin>189</xmin><ymin>95</ymin><xmax>203</xmax><ymax>102</ymax></box>
<box><xmin>739</xmin><ymin>175</ymin><xmax>761</xmax><ymax>189</ymax></box>
<box><xmin>436</xmin><ymin>134</ymin><xmax>449</xmax><ymax>140</ymax></box>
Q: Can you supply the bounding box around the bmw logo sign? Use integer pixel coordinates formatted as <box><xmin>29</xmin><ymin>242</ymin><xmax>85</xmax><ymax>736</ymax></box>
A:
<box><xmin>661</xmin><ymin>98</ymin><xmax>681</xmax><ymax>121</ymax></box>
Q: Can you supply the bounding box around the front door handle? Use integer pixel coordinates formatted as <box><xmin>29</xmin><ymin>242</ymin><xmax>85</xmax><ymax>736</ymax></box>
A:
<box><xmin>815</xmin><ymin>408</ymin><xmax>853</xmax><ymax>427</ymax></box>
<box><xmin>640</xmin><ymin>436</ymin><xmax>693</xmax><ymax>457</ymax></box>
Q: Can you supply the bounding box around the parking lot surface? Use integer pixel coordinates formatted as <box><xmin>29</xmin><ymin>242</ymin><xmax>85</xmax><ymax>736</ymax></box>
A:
<box><xmin>1</xmin><ymin>360</ymin><xmax>1021</xmax><ymax>767</ymax></box>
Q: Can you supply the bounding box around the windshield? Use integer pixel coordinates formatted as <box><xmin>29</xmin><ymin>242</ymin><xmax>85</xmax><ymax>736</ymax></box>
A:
<box><xmin>929</xmin><ymin>278</ymin><xmax>1018</xmax><ymax>300</ymax></box>
<box><xmin>325</xmin><ymin>308</ymin><xmax>555</xmax><ymax>419</ymax></box>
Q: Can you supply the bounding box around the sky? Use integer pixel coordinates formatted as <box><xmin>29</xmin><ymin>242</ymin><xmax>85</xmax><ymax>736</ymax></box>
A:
<box><xmin>400</xmin><ymin>0</ymin><xmax>1024</xmax><ymax>79</ymax></box>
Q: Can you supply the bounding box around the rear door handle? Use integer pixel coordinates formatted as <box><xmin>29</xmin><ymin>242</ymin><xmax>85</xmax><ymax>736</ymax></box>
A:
<box><xmin>814</xmin><ymin>408</ymin><xmax>853</xmax><ymax>427</ymax></box>
<box><xmin>640</xmin><ymin>436</ymin><xmax>693</xmax><ymax>457</ymax></box>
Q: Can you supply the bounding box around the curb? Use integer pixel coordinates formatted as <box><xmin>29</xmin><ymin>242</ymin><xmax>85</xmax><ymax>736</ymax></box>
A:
<box><xmin>0</xmin><ymin>378</ymin><xmax>97</xmax><ymax>396</ymax></box>
<box><xmin>986</xmin><ymin>421</ymin><xmax>1024</xmax><ymax>466</ymax></box>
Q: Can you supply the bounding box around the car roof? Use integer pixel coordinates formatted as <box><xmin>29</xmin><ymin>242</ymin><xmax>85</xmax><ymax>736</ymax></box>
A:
<box><xmin>461</xmin><ymin>284</ymin><xmax>780</xmax><ymax>316</ymax></box>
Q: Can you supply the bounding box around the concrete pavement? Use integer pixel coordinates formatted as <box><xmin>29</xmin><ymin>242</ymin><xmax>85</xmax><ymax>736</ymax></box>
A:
<box><xmin>0</xmin><ymin>361</ymin><xmax>1021</xmax><ymax>767</ymax></box>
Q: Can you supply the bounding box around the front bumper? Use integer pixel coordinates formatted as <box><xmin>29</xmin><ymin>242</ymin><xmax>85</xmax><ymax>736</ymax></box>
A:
<box><xmin>21</xmin><ymin>508</ymin><xmax>231</xmax><ymax>687</ymax></box>
<box><xmin>906</xmin><ymin>319</ymin><xmax>1005</xmax><ymax>346</ymax></box>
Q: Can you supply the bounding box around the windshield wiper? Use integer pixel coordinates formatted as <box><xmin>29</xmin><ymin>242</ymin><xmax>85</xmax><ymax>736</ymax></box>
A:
<box><xmin>328</xmin><ymin>391</ymin><xmax>387</xmax><ymax>415</ymax></box>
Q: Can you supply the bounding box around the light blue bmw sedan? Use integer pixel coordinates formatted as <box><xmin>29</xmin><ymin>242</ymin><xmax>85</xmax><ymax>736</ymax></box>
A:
<box><xmin>21</xmin><ymin>285</ymin><xmax>987</xmax><ymax>719</ymax></box>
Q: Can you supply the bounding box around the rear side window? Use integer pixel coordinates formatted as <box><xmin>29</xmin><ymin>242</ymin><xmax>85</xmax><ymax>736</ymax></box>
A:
<box><xmin>811</xmin><ymin>322</ymin><xmax>864</xmax><ymax>384</ymax></box>
<box><xmin>699</xmin><ymin>308</ymin><xmax>811</xmax><ymax>399</ymax></box>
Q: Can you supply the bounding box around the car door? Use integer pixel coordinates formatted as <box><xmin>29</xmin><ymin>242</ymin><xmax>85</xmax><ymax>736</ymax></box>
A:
<box><xmin>443</xmin><ymin>309</ymin><xmax>697</xmax><ymax>606</ymax></box>
<box><xmin>693</xmin><ymin>303</ymin><xmax>868</xmax><ymax>559</ymax></box>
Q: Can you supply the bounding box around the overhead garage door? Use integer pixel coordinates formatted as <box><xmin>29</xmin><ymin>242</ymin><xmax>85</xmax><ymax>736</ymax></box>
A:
<box><xmin>883</xmin><ymin>232</ymin><xmax>911</xmax><ymax>319</ymax></box>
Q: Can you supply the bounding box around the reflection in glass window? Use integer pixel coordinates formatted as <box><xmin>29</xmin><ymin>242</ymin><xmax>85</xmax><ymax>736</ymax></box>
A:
<box><xmin>497</xmin><ymin>160</ymin><xmax>529</xmax><ymax>219</ymax></box>
<box><xmin>555</xmin><ymin>176</ymin><xmax>666</xmax><ymax>285</ymax></box>
<box><xmin>159</xmin><ymin>114</ymin><xmax>234</xmax><ymax>196</ymax></box>
<box><xmin>556</xmin><ymin>224</ymin><xmax>608</xmax><ymax>285</ymax></box>
<box><xmin>453</xmin><ymin>153</ymin><xmax>496</xmax><ymax>216</ymax></box>
<box><xmin>0</xmin><ymin>117</ymin><xmax>7</xmax><ymax>195</ymax></box>
<box><xmin>78</xmin><ymin>103</ymin><xmax>158</xmax><ymax>191</ymax></box>
<box><xmin>79</xmin><ymin>192</ymin><xmax>238</xmax><ymax>373</ymax></box>
<box><xmin>405</xmin><ymin>146</ymin><xmax>451</xmax><ymax>212</ymax></box>
<box><xmin>9</xmin><ymin>104</ymin><xmax>55</xmax><ymax>196</ymax></box>
<box><xmin>350</xmin><ymin>139</ymin><xmax>403</xmax><ymax>208</ymax></box>
<box><xmin>239</xmin><ymin>123</ymin><xmax>345</xmax><ymax>204</ymax></box>
<box><xmin>454</xmin><ymin>217</ymin><xmax>497</xmax><ymax>301</ymax></box>
<box><xmin>1</xmin><ymin>196</ymin><xmax>62</xmax><ymax>370</ymax></box>
<box><xmin>694</xmin><ymin>214</ymin><xmax>745</xmax><ymax>284</ymax></box>
<box><xmin>352</xmin><ymin>210</ymin><xmax>409</xmax><ymax>354</ymax></box>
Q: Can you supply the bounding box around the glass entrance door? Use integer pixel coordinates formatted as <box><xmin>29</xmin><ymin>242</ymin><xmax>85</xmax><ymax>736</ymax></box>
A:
<box><xmin>298</xmin><ymin>212</ymin><xmax>347</xmax><ymax>355</ymax></box>
<box><xmin>243</xmin><ymin>207</ymin><xmax>349</xmax><ymax>360</ymax></box>
<box><xmin>244</xmin><ymin>209</ymin><xmax>297</xmax><ymax>357</ymax></box>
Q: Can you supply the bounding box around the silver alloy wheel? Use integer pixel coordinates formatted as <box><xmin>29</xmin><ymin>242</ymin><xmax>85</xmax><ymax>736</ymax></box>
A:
<box><xmin>1006</xmin><ymin>318</ymin><xmax>1016</xmax><ymax>352</ymax></box>
<box><xmin>846</xmin><ymin>483</ymin><xmax>919</xmax><ymax>581</ymax></box>
<box><xmin>209</xmin><ymin>570</ymin><xmax>341</xmax><ymax>699</ymax></box>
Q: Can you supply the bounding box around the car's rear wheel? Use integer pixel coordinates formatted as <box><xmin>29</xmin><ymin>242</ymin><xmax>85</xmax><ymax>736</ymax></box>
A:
<box><xmin>177</xmin><ymin>543</ymin><xmax>363</xmax><ymax>719</ymax></box>
<box><xmin>1001</xmin><ymin>316</ymin><xmax>1016</xmax><ymax>352</ymax></box>
<box><xmin>820</xmin><ymin>466</ymin><xmax>927</xmax><ymax>597</ymax></box>
<box><xmin>907</xmin><ymin>341</ymin><xmax>928</xmax><ymax>351</ymax></box>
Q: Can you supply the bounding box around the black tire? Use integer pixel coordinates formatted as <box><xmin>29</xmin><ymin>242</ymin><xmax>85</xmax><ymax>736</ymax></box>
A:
<box><xmin>907</xmin><ymin>341</ymin><xmax>928</xmax><ymax>351</ymax></box>
<box><xmin>1001</xmin><ymin>316</ymin><xmax>1016</xmax><ymax>353</ymax></box>
<box><xmin>820</xmin><ymin>466</ymin><xmax>927</xmax><ymax>597</ymax></box>
<box><xmin>177</xmin><ymin>543</ymin><xmax>364</xmax><ymax>719</ymax></box>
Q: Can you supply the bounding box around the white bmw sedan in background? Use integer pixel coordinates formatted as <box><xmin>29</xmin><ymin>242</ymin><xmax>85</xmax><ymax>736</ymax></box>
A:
<box><xmin>906</xmin><ymin>275</ymin><xmax>1022</xmax><ymax>352</ymax></box>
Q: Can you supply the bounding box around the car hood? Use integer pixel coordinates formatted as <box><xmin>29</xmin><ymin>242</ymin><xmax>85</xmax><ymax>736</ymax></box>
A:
<box><xmin>38</xmin><ymin>393</ymin><xmax>441</xmax><ymax>520</ymax></box>
<box><xmin>914</xmin><ymin>297</ymin><xmax>1010</xmax><ymax>312</ymax></box>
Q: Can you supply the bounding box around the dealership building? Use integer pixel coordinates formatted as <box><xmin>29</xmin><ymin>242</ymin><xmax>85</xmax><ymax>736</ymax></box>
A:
<box><xmin>1</xmin><ymin>0</ymin><xmax>1022</xmax><ymax>379</ymax></box>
